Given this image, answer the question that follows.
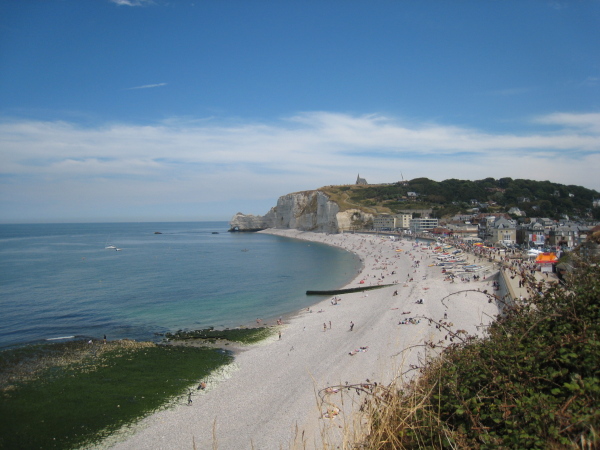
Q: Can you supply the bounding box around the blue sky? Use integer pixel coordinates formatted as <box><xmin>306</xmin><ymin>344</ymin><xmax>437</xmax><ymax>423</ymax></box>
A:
<box><xmin>1</xmin><ymin>0</ymin><xmax>599</xmax><ymax>223</ymax></box>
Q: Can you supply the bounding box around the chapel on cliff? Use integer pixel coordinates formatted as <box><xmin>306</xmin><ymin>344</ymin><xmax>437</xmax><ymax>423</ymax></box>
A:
<box><xmin>356</xmin><ymin>174</ymin><xmax>368</xmax><ymax>185</ymax></box>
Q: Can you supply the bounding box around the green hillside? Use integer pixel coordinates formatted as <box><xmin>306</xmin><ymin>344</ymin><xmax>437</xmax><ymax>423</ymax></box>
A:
<box><xmin>320</xmin><ymin>178</ymin><xmax>600</xmax><ymax>220</ymax></box>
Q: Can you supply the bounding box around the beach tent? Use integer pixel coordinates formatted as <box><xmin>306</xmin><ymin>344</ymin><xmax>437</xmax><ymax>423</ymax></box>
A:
<box><xmin>535</xmin><ymin>252</ymin><xmax>557</xmax><ymax>263</ymax></box>
<box><xmin>535</xmin><ymin>252</ymin><xmax>558</xmax><ymax>273</ymax></box>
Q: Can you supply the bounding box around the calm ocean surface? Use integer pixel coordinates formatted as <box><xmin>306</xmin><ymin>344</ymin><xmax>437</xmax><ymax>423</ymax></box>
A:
<box><xmin>0</xmin><ymin>222</ymin><xmax>361</xmax><ymax>349</ymax></box>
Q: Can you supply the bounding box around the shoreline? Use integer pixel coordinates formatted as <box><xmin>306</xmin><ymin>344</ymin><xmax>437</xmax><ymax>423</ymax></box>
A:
<box><xmin>161</xmin><ymin>231</ymin><xmax>365</xmax><ymax>342</ymax></box>
<box><xmin>106</xmin><ymin>229</ymin><xmax>501</xmax><ymax>449</ymax></box>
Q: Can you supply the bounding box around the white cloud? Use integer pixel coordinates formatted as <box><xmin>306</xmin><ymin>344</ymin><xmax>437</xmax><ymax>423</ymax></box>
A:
<box><xmin>534</xmin><ymin>112</ymin><xmax>600</xmax><ymax>133</ymax></box>
<box><xmin>488</xmin><ymin>87</ymin><xmax>533</xmax><ymax>96</ymax></box>
<box><xmin>127</xmin><ymin>82</ymin><xmax>167</xmax><ymax>90</ymax></box>
<box><xmin>582</xmin><ymin>76</ymin><xmax>599</xmax><ymax>87</ymax></box>
<box><xmin>1</xmin><ymin>111</ymin><xmax>599</xmax><ymax>221</ymax></box>
<box><xmin>110</xmin><ymin>0</ymin><xmax>154</xmax><ymax>6</ymax></box>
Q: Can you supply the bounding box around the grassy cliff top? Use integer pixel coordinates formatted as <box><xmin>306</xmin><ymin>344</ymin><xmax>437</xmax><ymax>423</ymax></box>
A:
<box><xmin>317</xmin><ymin>177</ymin><xmax>600</xmax><ymax>220</ymax></box>
<box><xmin>319</xmin><ymin>185</ymin><xmax>390</xmax><ymax>214</ymax></box>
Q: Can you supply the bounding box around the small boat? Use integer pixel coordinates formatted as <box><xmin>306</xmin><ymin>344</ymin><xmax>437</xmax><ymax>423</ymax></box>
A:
<box><xmin>105</xmin><ymin>235</ymin><xmax>117</xmax><ymax>249</ymax></box>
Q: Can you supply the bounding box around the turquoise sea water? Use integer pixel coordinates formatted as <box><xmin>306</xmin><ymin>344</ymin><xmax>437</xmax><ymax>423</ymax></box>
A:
<box><xmin>0</xmin><ymin>222</ymin><xmax>361</xmax><ymax>349</ymax></box>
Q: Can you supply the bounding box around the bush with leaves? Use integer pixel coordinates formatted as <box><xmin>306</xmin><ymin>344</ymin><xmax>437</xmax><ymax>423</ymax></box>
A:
<box><xmin>359</xmin><ymin>260</ymin><xmax>599</xmax><ymax>449</ymax></box>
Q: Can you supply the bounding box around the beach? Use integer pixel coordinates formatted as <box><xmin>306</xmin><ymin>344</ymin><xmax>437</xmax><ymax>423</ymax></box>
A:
<box><xmin>107</xmin><ymin>230</ymin><xmax>500</xmax><ymax>449</ymax></box>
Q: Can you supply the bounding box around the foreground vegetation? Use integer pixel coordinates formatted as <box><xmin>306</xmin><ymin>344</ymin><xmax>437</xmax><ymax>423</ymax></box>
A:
<box><xmin>355</xmin><ymin>257</ymin><xmax>599</xmax><ymax>448</ymax></box>
<box><xmin>0</xmin><ymin>340</ymin><xmax>232</xmax><ymax>449</ymax></box>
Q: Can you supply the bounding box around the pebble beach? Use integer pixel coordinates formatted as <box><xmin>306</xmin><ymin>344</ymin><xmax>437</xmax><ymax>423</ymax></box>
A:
<box><xmin>107</xmin><ymin>230</ymin><xmax>501</xmax><ymax>450</ymax></box>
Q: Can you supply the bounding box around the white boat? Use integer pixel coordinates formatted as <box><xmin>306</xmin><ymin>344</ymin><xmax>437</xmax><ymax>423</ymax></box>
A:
<box><xmin>104</xmin><ymin>235</ymin><xmax>117</xmax><ymax>249</ymax></box>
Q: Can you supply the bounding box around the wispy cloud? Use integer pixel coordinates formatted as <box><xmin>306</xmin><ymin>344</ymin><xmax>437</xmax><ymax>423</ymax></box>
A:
<box><xmin>534</xmin><ymin>112</ymin><xmax>600</xmax><ymax>133</ymax></box>
<box><xmin>547</xmin><ymin>1</ymin><xmax>568</xmax><ymax>11</ymax></box>
<box><xmin>488</xmin><ymin>87</ymin><xmax>533</xmax><ymax>96</ymax></box>
<box><xmin>1</xmin><ymin>111</ymin><xmax>599</xmax><ymax>220</ymax></box>
<box><xmin>110</xmin><ymin>0</ymin><xmax>154</xmax><ymax>6</ymax></box>
<box><xmin>126</xmin><ymin>82</ymin><xmax>167</xmax><ymax>90</ymax></box>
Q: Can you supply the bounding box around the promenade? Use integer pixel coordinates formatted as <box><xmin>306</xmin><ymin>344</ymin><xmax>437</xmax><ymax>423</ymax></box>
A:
<box><xmin>451</xmin><ymin>241</ymin><xmax>560</xmax><ymax>304</ymax></box>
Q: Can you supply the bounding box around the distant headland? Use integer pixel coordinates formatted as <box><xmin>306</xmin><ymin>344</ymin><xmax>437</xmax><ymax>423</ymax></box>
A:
<box><xmin>229</xmin><ymin>176</ymin><xmax>600</xmax><ymax>239</ymax></box>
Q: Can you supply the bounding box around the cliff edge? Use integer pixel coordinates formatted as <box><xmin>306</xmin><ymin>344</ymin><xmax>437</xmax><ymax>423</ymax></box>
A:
<box><xmin>229</xmin><ymin>190</ymin><xmax>372</xmax><ymax>233</ymax></box>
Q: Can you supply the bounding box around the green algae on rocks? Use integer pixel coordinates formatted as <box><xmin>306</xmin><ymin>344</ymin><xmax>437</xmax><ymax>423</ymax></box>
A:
<box><xmin>0</xmin><ymin>339</ymin><xmax>232</xmax><ymax>449</ymax></box>
<box><xmin>164</xmin><ymin>326</ymin><xmax>276</xmax><ymax>345</ymax></box>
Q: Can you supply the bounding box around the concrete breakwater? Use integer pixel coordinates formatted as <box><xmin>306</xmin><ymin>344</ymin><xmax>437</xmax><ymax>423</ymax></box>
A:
<box><xmin>306</xmin><ymin>284</ymin><xmax>391</xmax><ymax>296</ymax></box>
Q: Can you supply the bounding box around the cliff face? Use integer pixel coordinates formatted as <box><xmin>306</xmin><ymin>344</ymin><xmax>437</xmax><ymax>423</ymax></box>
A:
<box><xmin>229</xmin><ymin>190</ymin><xmax>373</xmax><ymax>233</ymax></box>
<box><xmin>229</xmin><ymin>209</ymin><xmax>276</xmax><ymax>232</ymax></box>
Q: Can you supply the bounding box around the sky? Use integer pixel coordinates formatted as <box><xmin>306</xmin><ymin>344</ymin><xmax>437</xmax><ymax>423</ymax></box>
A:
<box><xmin>1</xmin><ymin>0</ymin><xmax>599</xmax><ymax>223</ymax></box>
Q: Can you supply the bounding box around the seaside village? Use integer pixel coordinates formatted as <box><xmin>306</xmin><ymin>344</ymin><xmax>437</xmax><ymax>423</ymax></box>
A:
<box><xmin>357</xmin><ymin>176</ymin><xmax>600</xmax><ymax>279</ymax></box>
<box><xmin>356</xmin><ymin>174</ymin><xmax>600</xmax><ymax>253</ymax></box>
<box><xmin>368</xmin><ymin>210</ymin><xmax>598</xmax><ymax>280</ymax></box>
<box><xmin>371</xmin><ymin>210</ymin><xmax>597</xmax><ymax>256</ymax></box>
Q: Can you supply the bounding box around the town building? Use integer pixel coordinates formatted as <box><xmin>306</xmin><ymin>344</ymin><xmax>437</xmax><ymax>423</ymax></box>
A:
<box><xmin>373</xmin><ymin>214</ymin><xmax>395</xmax><ymax>231</ymax></box>
<box><xmin>508</xmin><ymin>207</ymin><xmax>526</xmax><ymax>217</ymax></box>
<box><xmin>373</xmin><ymin>213</ymin><xmax>413</xmax><ymax>231</ymax></box>
<box><xmin>488</xmin><ymin>217</ymin><xmax>517</xmax><ymax>245</ymax></box>
<box><xmin>517</xmin><ymin>221</ymin><xmax>546</xmax><ymax>247</ymax></box>
<box><xmin>446</xmin><ymin>223</ymin><xmax>479</xmax><ymax>238</ymax></box>
<box><xmin>548</xmin><ymin>225</ymin><xmax>582</xmax><ymax>248</ymax></box>
<box><xmin>409</xmin><ymin>217</ymin><xmax>439</xmax><ymax>233</ymax></box>
<box><xmin>396</xmin><ymin>213</ymin><xmax>412</xmax><ymax>229</ymax></box>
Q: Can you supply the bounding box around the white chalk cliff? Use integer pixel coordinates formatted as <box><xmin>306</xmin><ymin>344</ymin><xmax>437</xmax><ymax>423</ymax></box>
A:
<box><xmin>229</xmin><ymin>190</ymin><xmax>373</xmax><ymax>234</ymax></box>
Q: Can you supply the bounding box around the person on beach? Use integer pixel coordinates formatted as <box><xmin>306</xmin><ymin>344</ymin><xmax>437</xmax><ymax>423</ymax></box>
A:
<box><xmin>350</xmin><ymin>321</ymin><xmax>354</xmax><ymax>331</ymax></box>
<box><xmin>323</xmin><ymin>323</ymin><xmax>327</xmax><ymax>332</ymax></box>
<box><xmin>279</xmin><ymin>330</ymin><xmax>282</xmax><ymax>340</ymax></box>
<box><xmin>103</xmin><ymin>334</ymin><xmax>106</xmax><ymax>344</ymax></box>
<box><xmin>187</xmin><ymin>392</ymin><xmax>193</xmax><ymax>405</ymax></box>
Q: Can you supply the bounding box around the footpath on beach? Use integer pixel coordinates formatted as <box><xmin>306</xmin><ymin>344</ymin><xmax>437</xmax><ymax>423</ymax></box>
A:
<box><xmin>107</xmin><ymin>230</ymin><xmax>504</xmax><ymax>450</ymax></box>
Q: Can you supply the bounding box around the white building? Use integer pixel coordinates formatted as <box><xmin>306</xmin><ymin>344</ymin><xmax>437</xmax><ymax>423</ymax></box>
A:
<box><xmin>373</xmin><ymin>213</ymin><xmax>413</xmax><ymax>231</ymax></box>
<box><xmin>396</xmin><ymin>213</ymin><xmax>412</xmax><ymax>229</ymax></box>
<box><xmin>373</xmin><ymin>214</ymin><xmax>396</xmax><ymax>230</ymax></box>
<box><xmin>409</xmin><ymin>218</ymin><xmax>439</xmax><ymax>233</ymax></box>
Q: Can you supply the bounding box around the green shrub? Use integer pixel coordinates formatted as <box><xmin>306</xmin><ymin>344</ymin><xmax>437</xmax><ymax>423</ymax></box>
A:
<box><xmin>360</xmin><ymin>261</ymin><xmax>600</xmax><ymax>449</ymax></box>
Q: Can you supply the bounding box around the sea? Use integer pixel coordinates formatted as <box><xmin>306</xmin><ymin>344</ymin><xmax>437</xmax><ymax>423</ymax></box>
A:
<box><xmin>0</xmin><ymin>222</ymin><xmax>361</xmax><ymax>350</ymax></box>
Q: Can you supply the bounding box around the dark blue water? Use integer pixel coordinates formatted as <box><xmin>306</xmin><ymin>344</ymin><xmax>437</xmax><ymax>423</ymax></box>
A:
<box><xmin>0</xmin><ymin>222</ymin><xmax>361</xmax><ymax>349</ymax></box>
